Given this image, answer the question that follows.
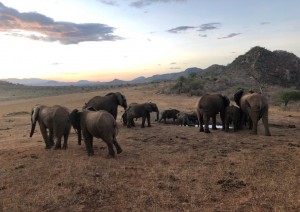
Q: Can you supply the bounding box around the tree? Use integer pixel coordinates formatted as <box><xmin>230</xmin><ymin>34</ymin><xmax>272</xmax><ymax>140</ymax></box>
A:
<box><xmin>277</xmin><ymin>90</ymin><xmax>300</xmax><ymax>106</ymax></box>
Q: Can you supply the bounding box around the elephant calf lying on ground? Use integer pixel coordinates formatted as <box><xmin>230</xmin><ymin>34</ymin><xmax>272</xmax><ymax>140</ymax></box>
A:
<box><xmin>159</xmin><ymin>109</ymin><xmax>180</xmax><ymax>124</ymax></box>
<box><xmin>70</xmin><ymin>108</ymin><xmax>122</xmax><ymax>157</ymax></box>
<box><xmin>176</xmin><ymin>111</ymin><xmax>198</xmax><ymax>126</ymax></box>
<box><xmin>224</xmin><ymin>105</ymin><xmax>242</xmax><ymax>132</ymax></box>
<box><xmin>30</xmin><ymin>105</ymin><xmax>71</xmax><ymax>149</ymax></box>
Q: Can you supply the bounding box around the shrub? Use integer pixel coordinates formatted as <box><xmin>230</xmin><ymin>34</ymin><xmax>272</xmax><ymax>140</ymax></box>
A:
<box><xmin>277</xmin><ymin>90</ymin><xmax>300</xmax><ymax>106</ymax></box>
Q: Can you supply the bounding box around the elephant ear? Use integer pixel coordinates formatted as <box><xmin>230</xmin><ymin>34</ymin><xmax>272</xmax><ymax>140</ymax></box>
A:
<box><xmin>116</xmin><ymin>92</ymin><xmax>127</xmax><ymax>109</ymax></box>
<box><xmin>234</xmin><ymin>89</ymin><xmax>244</xmax><ymax>107</ymax></box>
<box><xmin>144</xmin><ymin>103</ymin><xmax>152</xmax><ymax>112</ymax></box>
<box><xmin>69</xmin><ymin>109</ymin><xmax>81</xmax><ymax>130</ymax></box>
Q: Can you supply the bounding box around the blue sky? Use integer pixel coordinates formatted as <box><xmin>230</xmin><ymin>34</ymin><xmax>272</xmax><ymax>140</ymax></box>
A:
<box><xmin>0</xmin><ymin>0</ymin><xmax>299</xmax><ymax>82</ymax></box>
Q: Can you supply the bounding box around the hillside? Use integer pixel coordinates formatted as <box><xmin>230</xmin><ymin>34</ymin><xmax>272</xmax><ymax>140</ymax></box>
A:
<box><xmin>226</xmin><ymin>46</ymin><xmax>300</xmax><ymax>88</ymax></box>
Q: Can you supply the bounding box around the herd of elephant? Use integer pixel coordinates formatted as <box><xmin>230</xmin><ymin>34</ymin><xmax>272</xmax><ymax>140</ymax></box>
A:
<box><xmin>29</xmin><ymin>89</ymin><xmax>271</xmax><ymax>158</ymax></box>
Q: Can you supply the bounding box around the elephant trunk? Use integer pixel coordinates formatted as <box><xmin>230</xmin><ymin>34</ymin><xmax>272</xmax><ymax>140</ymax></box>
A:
<box><xmin>29</xmin><ymin>121</ymin><xmax>36</xmax><ymax>137</ymax></box>
<box><xmin>155</xmin><ymin>111</ymin><xmax>159</xmax><ymax>121</ymax></box>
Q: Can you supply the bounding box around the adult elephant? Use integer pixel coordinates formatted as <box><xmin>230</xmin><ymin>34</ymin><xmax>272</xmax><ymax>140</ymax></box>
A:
<box><xmin>83</xmin><ymin>92</ymin><xmax>127</xmax><ymax>119</ymax></box>
<box><xmin>69</xmin><ymin>108</ymin><xmax>122</xmax><ymax>157</ymax></box>
<box><xmin>196</xmin><ymin>94</ymin><xmax>230</xmax><ymax>133</ymax></box>
<box><xmin>234</xmin><ymin>89</ymin><xmax>271</xmax><ymax>136</ymax></box>
<box><xmin>126</xmin><ymin>102</ymin><xmax>159</xmax><ymax>128</ymax></box>
<box><xmin>159</xmin><ymin>109</ymin><xmax>180</xmax><ymax>124</ymax></box>
<box><xmin>30</xmin><ymin>105</ymin><xmax>71</xmax><ymax>149</ymax></box>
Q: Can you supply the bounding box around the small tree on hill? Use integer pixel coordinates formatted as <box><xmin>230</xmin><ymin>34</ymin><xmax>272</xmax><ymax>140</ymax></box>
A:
<box><xmin>277</xmin><ymin>90</ymin><xmax>300</xmax><ymax>106</ymax></box>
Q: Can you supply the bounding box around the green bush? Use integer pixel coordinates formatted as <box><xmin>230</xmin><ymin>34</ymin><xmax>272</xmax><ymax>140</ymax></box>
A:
<box><xmin>277</xmin><ymin>90</ymin><xmax>300</xmax><ymax>106</ymax></box>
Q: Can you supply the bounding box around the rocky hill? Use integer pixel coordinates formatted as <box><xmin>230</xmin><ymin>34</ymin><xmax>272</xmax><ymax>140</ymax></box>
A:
<box><xmin>226</xmin><ymin>46</ymin><xmax>300</xmax><ymax>88</ymax></box>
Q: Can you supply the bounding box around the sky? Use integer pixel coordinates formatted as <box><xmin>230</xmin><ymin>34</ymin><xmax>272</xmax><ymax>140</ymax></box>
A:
<box><xmin>0</xmin><ymin>0</ymin><xmax>300</xmax><ymax>82</ymax></box>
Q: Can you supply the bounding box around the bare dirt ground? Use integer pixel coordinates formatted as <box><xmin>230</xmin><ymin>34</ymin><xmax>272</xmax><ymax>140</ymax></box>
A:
<box><xmin>0</xmin><ymin>84</ymin><xmax>300</xmax><ymax>211</ymax></box>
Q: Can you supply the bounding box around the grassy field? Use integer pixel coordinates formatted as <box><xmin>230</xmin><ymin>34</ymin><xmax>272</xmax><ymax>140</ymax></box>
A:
<box><xmin>0</xmin><ymin>83</ymin><xmax>299</xmax><ymax>211</ymax></box>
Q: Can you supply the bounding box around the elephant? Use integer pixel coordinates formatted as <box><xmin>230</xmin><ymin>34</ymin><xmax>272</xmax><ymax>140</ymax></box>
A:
<box><xmin>30</xmin><ymin>105</ymin><xmax>71</xmax><ymax>149</ymax></box>
<box><xmin>126</xmin><ymin>102</ymin><xmax>159</xmax><ymax>128</ymax></box>
<box><xmin>159</xmin><ymin>109</ymin><xmax>180</xmax><ymax>124</ymax></box>
<box><xmin>224</xmin><ymin>105</ymin><xmax>242</xmax><ymax>132</ymax></box>
<box><xmin>196</xmin><ymin>94</ymin><xmax>230</xmax><ymax>133</ymax></box>
<box><xmin>69</xmin><ymin>108</ymin><xmax>122</xmax><ymax>157</ymax></box>
<box><xmin>83</xmin><ymin>92</ymin><xmax>127</xmax><ymax>120</ymax></box>
<box><xmin>176</xmin><ymin>111</ymin><xmax>198</xmax><ymax>126</ymax></box>
<box><xmin>121</xmin><ymin>103</ymin><xmax>138</xmax><ymax>126</ymax></box>
<box><xmin>234</xmin><ymin>89</ymin><xmax>271</xmax><ymax>136</ymax></box>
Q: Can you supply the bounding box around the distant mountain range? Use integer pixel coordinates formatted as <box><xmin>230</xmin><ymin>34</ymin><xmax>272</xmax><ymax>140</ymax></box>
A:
<box><xmin>2</xmin><ymin>67</ymin><xmax>202</xmax><ymax>86</ymax></box>
<box><xmin>2</xmin><ymin>46</ymin><xmax>300</xmax><ymax>87</ymax></box>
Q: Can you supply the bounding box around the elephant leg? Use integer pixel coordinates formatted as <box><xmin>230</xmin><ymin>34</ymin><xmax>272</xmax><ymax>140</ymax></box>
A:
<box><xmin>212</xmin><ymin>116</ymin><xmax>217</xmax><ymax>130</ymax></box>
<box><xmin>199</xmin><ymin>115</ymin><xmax>204</xmax><ymax>132</ymax></box>
<box><xmin>84</xmin><ymin>132</ymin><xmax>94</xmax><ymax>156</ymax></box>
<box><xmin>113</xmin><ymin>137</ymin><xmax>122</xmax><ymax>154</ymax></box>
<box><xmin>147</xmin><ymin>113</ymin><xmax>151</xmax><ymax>127</ymax></box>
<box><xmin>225</xmin><ymin>119</ymin><xmax>229</xmax><ymax>132</ymax></box>
<box><xmin>54</xmin><ymin>137</ymin><xmax>62</xmax><ymax>150</ymax></box>
<box><xmin>106</xmin><ymin>140</ymin><xmax>115</xmax><ymax>158</ymax></box>
<box><xmin>141</xmin><ymin>116</ymin><xmax>146</xmax><ymax>128</ymax></box>
<box><xmin>262</xmin><ymin>114</ymin><xmax>271</xmax><ymax>136</ymax></box>
<box><xmin>203</xmin><ymin>114</ymin><xmax>210</xmax><ymax>133</ymax></box>
<box><xmin>39</xmin><ymin>125</ymin><xmax>51</xmax><ymax>149</ymax></box>
<box><xmin>127</xmin><ymin>118</ymin><xmax>133</xmax><ymax>128</ymax></box>
<box><xmin>62</xmin><ymin>133</ymin><xmax>69</xmax><ymax>149</ymax></box>
<box><xmin>250</xmin><ymin>115</ymin><xmax>258</xmax><ymax>135</ymax></box>
<box><xmin>48</xmin><ymin>128</ymin><xmax>55</xmax><ymax>147</ymax></box>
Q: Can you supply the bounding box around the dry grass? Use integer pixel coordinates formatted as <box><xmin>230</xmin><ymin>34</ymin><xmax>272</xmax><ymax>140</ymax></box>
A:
<box><xmin>0</xmin><ymin>84</ymin><xmax>300</xmax><ymax>211</ymax></box>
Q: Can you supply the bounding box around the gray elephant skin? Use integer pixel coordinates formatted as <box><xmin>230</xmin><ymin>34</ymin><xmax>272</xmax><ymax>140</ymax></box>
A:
<box><xmin>176</xmin><ymin>111</ymin><xmax>198</xmax><ymax>126</ymax></box>
<box><xmin>234</xmin><ymin>89</ymin><xmax>271</xmax><ymax>136</ymax></box>
<box><xmin>196</xmin><ymin>94</ymin><xmax>230</xmax><ymax>133</ymax></box>
<box><xmin>159</xmin><ymin>109</ymin><xmax>180</xmax><ymax>124</ymax></box>
<box><xmin>121</xmin><ymin>103</ymin><xmax>137</xmax><ymax>126</ymax></box>
<box><xmin>83</xmin><ymin>92</ymin><xmax>127</xmax><ymax>119</ymax></box>
<box><xmin>69</xmin><ymin>108</ymin><xmax>122</xmax><ymax>157</ymax></box>
<box><xmin>30</xmin><ymin>105</ymin><xmax>71</xmax><ymax>149</ymax></box>
<box><xmin>126</xmin><ymin>102</ymin><xmax>159</xmax><ymax>128</ymax></box>
<box><xmin>224</xmin><ymin>105</ymin><xmax>242</xmax><ymax>132</ymax></box>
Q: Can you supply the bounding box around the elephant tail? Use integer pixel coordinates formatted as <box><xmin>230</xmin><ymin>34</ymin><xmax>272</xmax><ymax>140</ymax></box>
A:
<box><xmin>113</xmin><ymin>121</ymin><xmax>119</xmax><ymax>138</ymax></box>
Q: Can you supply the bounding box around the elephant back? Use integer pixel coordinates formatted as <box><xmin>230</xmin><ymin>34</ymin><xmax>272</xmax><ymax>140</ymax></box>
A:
<box><xmin>84</xmin><ymin>110</ymin><xmax>117</xmax><ymax>138</ymax></box>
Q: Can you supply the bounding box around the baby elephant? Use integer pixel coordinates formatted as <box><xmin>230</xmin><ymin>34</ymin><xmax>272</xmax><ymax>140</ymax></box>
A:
<box><xmin>30</xmin><ymin>105</ymin><xmax>71</xmax><ymax>149</ymax></box>
<box><xmin>224</xmin><ymin>105</ymin><xmax>242</xmax><ymax>132</ymax></box>
<box><xmin>69</xmin><ymin>108</ymin><xmax>122</xmax><ymax>157</ymax></box>
<box><xmin>159</xmin><ymin>109</ymin><xmax>180</xmax><ymax>124</ymax></box>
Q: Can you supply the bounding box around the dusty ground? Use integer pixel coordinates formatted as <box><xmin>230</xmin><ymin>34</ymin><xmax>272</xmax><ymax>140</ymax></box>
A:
<box><xmin>0</xmin><ymin>84</ymin><xmax>300</xmax><ymax>211</ymax></box>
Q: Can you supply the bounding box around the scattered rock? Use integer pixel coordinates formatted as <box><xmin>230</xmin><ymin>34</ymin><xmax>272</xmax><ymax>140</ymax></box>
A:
<box><xmin>15</xmin><ymin>164</ymin><xmax>25</xmax><ymax>170</ymax></box>
<box><xmin>30</xmin><ymin>154</ymin><xmax>39</xmax><ymax>159</ymax></box>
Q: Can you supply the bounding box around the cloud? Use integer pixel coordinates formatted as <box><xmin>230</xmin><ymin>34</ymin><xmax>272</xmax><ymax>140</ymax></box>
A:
<box><xmin>167</xmin><ymin>22</ymin><xmax>221</xmax><ymax>34</ymax></box>
<box><xmin>260</xmin><ymin>22</ymin><xmax>270</xmax><ymax>25</ymax></box>
<box><xmin>98</xmin><ymin>0</ymin><xmax>119</xmax><ymax>6</ymax></box>
<box><xmin>218</xmin><ymin>33</ymin><xmax>241</xmax><ymax>39</ymax></box>
<box><xmin>199</xmin><ymin>34</ymin><xmax>207</xmax><ymax>37</ymax></box>
<box><xmin>167</xmin><ymin>26</ymin><xmax>196</xmax><ymax>33</ymax></box>
<box><xmin>130</xmin><ymin>0</ymin><xmax>187</xmax><ymax>8</ymax></box>
<box><xmin>198</xmin><ymin>22</ymin><xmax>221</xmax><ymax>31</ymax></box>
<box><xmin>0</xmin><ymin>2</ymin><xmax>122</xmax><ymax>44</ymax></box>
